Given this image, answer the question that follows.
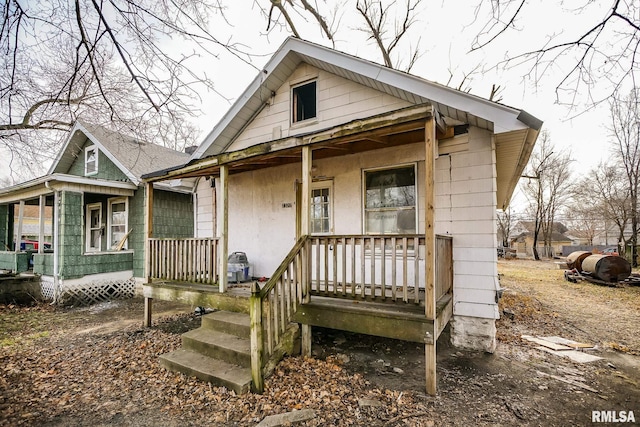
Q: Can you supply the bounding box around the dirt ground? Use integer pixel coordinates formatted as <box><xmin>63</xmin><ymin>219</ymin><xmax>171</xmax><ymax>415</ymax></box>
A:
<box><xmin>1</xmin><ymin>259</ymin><xmax>639</xmax><ymax>426</ymax></box>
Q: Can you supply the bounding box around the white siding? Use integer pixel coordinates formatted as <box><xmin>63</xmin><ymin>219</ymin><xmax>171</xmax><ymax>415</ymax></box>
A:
<box><xmin>227</xmin><ymin>64</ymin><xmax>412</xmax><ymax>152</ymax></box>
<box><xmin>434</xmin><ymin>126</ymin><xmax>499</xmax><ymax>320</ymax></box>
<box><xmin>213</xmin><ymin>125</ymin><xmax>500</xmax><ymax>320</ymax></box>
<box><xmin>195</xmin><ymin>178</ymin><xmax>215</xmax><ymax>238</ymax></box>
<box><xmin>218</xmin><ymin>163</ymin><xmax>299</xmax><ymax>277</ymax></box>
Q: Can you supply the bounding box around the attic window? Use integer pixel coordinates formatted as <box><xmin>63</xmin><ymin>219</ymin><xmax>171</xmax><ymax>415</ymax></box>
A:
<box><xmin>292</xmin><ymin>80</ymin><xmax>317</xmax><ymax>123</ymax></box>
<box><xmin>85</xmin><ymin>145</ymin><xmax>98</xmax><ymax>176</ymax></box>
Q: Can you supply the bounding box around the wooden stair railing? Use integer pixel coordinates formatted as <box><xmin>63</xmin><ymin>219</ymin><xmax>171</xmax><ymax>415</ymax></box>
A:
<box><xmin>250</xmin><ymin>235</ymin><xmax>310</xmax><ymax>393</ymax></box>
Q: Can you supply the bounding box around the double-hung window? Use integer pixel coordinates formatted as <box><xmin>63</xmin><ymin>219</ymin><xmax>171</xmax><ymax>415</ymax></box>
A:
<box><xmin>364</xmin><ymin>165</ymin><xmax>417</xmax><ymax>234</ymax></box>
<box><xmin>108</xmin><ymin>198</ymin><xmax>128</xmax><ymax>249</ymax></box>
<box><xmin>85</xmin><ymin>146</ymin><xmax>98</xmax><ymax>176</ymax></box>
<box><xmin>86</xmin><ymin>203</ymin><xmax>102</xmax><ymax>252</ymax></box>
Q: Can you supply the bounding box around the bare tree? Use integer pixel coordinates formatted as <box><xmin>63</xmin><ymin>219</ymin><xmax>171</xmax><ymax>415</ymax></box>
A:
<box><xmin>471</xmin><ymin>0</ymin><xmax>640</xmax><ymax>109</ymax></box>
<box><xmin>496</xmin><ymin>206</ymin><xmax>513</xmax><ymax>248</ymax></box>
<box><xmin>1</xmin><ymin>0</ymin><xmax>250</xmax><ymax>179</ymax></box>
<box><xmin>522</xmin><ymin>131</ymin><xmax>572</xmax><ymax>260</ymax></box>
<box><xmin>609</xmin><ymin>88</ymin><xmax>640</xmax><ymax>266</ymax></box>
<box><xmin>592</xmin><ymin>163</ymin><xmax>630</xmax><ymax>255</ymax></box>
<box><xmin>354</xmin><ymin>0</ymin><xmax>422</xmax><ymax>71</ymax></box>
<box><xmin>261</xmin><ymin>0</ymin><xmax>424</xmax><ymax>72</ymax></box>
<box><xmin>564</xmin><ymin>195</ymin><xmax>603</xmax><ymax>247</ymax></box>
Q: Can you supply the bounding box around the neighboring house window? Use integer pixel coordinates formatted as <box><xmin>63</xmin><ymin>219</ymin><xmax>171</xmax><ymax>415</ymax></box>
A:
<box><xmin>292</xmin><ymin>80</ymin><xmax>317</xmax><ymax>123</ymax></box>
<box><xmin>85</xmin><ymin>146</ymin><xmax>98</xmax><ymax>176</ymax></box>
<box><xmin>364</xmin><ymin>165</ymin><xmax>417</xmax><ymax>234</ymax></box>
<box><xmin>311</xmin><ymin>181</ymin><xmax>333</xmax><ymax>235</ymax></box>
<box><xmin>108</xmin><ymin>198</ymin><xmax>128</xmax><ymax>249</ymax></box>
<box><xmin>86</xmin><ymin>203</ymin><xmax>102</xmax><ymax>252</ymax></box>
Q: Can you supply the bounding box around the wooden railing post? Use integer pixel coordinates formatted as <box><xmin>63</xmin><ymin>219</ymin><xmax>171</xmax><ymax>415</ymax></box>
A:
<box><xmin>250</xmin><ymin>281</ymin><xmax>264</xmax><ymax>393</ymax></box>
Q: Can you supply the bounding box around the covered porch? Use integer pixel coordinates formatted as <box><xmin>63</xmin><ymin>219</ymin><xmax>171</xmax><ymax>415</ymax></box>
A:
<box><xmin>142</xmin><ymin>104</ymin><xmax>454</xmax><ymax>394</ymax></box>
<box><xmin>0</xmin><ymin>174</ymin><xmax>138</xmax><ymax>303</ymax></box>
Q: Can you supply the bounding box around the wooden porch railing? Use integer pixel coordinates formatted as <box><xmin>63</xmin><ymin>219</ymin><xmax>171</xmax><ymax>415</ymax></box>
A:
<box><xmin>249</xmin><ymin>233</ymin><xmax>453</xmax><ymax>391</ymax></box>
<box><xmin>148</xmin><ymin>238</ymin><xmax>219</xmax><ymax>284</ymax></box>
<box><xmin>250</xmin><ymin>235</ymin><xmax>310</xmax><ymax>393</ymax></box>
<box><xmin>307</xmin><ymin>234</ymin><xmax>452</xmax><ymax>304</ymax></box>
<box><xmin>435</xmin><ymin>235</ymin><xmax>453</xmax><ymax>301</ymax></box>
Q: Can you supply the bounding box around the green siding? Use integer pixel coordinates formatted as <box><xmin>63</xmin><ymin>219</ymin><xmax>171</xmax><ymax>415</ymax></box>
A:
<box><xmin>58</xmin><ymin>191</ymin><xmax>134</xmax><ymax>279</ymax></box>
<box><xmin>153</xmin><ymin>190</ymin><xmax>194</xmax><ymax>238</ymax></box>
<box><xmin>129</xmin><ymin>188</ymin><xmax>194</xmax><ymax>277</ymax></box>
<box><xmin>33</xmin><ymin>253</ymin><xmax>54</xmax><ymax>276</ymax></box>
<box><xmin>58</xmin><ymin>191</ymin><xmax>84</xmax><ymax>279</ymax></box>
<box><xmin>129</xmin><ymin>188</ymin><xmax>146</xmax><ymax>277</ymax></box>
<box><xmin>66</xmin><ymin>138</ymin><xmax>129</xmax><ymax>182</ymax></box>
<box><xmin>80</xmin><ymin>252</ymin><xmax>134</xmax><ymax>275</ymax></box>
<box><xmin>0</xmin><ymin>205</ymin><xmax>8</xmax><ymax>251</ymax></box>
<box><xmin>0</xmin><ymin>251</ymin><xmax>29</xmax><ymax>272</ymax></box>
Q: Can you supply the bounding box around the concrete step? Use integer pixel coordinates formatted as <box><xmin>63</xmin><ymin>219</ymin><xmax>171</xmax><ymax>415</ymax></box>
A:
<box><xmin>182</xmin><ymin>328</ymin><xmax>251</xmax><ymax>368</ymax></box>
<box><xmin>202</xmin><ymin>310</ymin><xmax>250</xmax><ymax>339</ymax></box>
<box><xmin>159</xmin><ymin>349</ymin><xmax>252</xmax><ymax>394</ymax></box>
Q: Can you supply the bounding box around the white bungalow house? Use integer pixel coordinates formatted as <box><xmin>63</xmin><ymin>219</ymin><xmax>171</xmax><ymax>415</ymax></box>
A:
<box><xmin>141</xmin><ymin>37</ymin><xmax>542</xmax><ymax>395</ymax></box>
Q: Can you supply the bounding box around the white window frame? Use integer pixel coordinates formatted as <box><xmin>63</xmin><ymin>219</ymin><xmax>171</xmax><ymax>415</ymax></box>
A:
<box><xmin>310</xmin><ymin>180</ymin><xmax>333</xmax><ymax>235</ymax></box>
<box><xmin>291</xmin><ymin>79</ymin><xmax>318</xmax><ymax>125</ymax></box>
<box><xmin>107</xmin><ymin>197</ymin><xmax>128</xmax><ymax>250</ymax></box>
<box><xmin>85</xmin><ymin>202</ymin><xmax>102</xmax><ymax>252</ymax></box>
<box><xmin>84</xmin><ymin>145</ymin><xmax>98</xmax><ymax>176</ymax></box>
<box><xmin>362</xmin><ymin>163</ymin><xmax>418</xmax><ymax>236</ymax></box>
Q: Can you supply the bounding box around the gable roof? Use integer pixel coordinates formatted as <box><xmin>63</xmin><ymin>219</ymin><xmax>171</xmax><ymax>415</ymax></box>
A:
<box><xmin>50</xmin><ymin>121</ymin><xmax>190</xmax><ymax>186</ymax></box>
<box><xmin>188</xmin><ymin>37</ymin><xmax>541</xmax><ymax>209</ymax></box>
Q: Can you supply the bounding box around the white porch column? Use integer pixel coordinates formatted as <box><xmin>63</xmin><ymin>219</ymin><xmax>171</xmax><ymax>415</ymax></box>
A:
<box><xmin>218</xmin><ymin>165</ymin><xmax>229</xmax><ymax>293</ymax></box>
<box><xmin>15</xmin><ymin>200</ymin><xmax>25</xmax><ymax>253</ymax></box>
<box><xmin>300</xmin><ymin>145</ymin><xmax>312</xmax><ymax>356</ymax></box>
<box><xmin>52</xmin><ymin>191</ymin><xmax>60</xmax><ymax>303</ymax></box>
<box><xmin>38</xmin><ymin>195</ymin><xmax>46</xmax><ymax>254</ymax></box>
<box><xmin>424</xmin><ymin>116</ymin><xmax>437</xmax><ymax>396</ymax></box>
<box><xmin>144</xmin><ymin>183</ymin><xmax>154</xmax><ymax>327</ymax></box>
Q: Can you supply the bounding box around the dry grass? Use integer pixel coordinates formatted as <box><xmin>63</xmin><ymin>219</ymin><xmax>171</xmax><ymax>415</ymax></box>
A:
<box><xmin>497</xmin><ymin>259</ymin><xmax>640</xmax><ymax>354</ymax></box>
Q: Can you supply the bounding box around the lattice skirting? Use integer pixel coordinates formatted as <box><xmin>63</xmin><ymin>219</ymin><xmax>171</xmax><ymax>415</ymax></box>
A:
<box><xmin>40</xmin><ymin>277</ymin><xmax>56</xmax><ymax>301</ymax></box>
<box><xmin>40</xmin><ymin>275</ymin><xmax>136</xmax><ymax>306</ymax></box>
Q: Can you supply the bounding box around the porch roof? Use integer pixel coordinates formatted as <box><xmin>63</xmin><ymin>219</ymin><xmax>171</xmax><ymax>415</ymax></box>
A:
<box><xmin>0</xmin><ymin>173</ymin><xmax>137</xmax><ymax>204</ymax></box>
<box><xmin>142</xmin><ymin>104</ymin><xmax>435</xmax><ymax>182</ymax></box>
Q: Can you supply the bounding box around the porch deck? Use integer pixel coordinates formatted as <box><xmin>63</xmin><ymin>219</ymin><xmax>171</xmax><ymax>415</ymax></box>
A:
<box><xmin>144</xmin><ymin>233</ymin><xmax>453</xmax><ymax>395</ymax></box>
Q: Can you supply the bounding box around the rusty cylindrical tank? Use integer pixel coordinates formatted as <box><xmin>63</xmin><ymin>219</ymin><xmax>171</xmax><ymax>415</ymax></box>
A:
<box><xmin>566</xmin><ymin>251</ymin><xmax>592</xmax><ymax>271</ymax></box>
<box><xmin>581</xmin><ymin>254</ymin><xmax>631</xmax><ymax>283</ymax></box>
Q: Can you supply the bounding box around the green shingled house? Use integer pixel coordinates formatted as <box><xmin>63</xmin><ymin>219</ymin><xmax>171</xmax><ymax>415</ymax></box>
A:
<box><xmin>0</xmin><ymin>121</ymin><xmax>193</xmax><ymax>304</ymax></box>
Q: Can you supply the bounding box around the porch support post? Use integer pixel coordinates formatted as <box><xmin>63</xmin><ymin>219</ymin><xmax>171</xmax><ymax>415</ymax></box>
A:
<box><xmin>424</xmin><ymin>114</ymin><xmax>437</xmax><ymax>396</ymax></box>
<box><xmin>52</xmin><ymin>191</ymin><xmax>60</xmax><ymax>303</ymax></box>
<box><xmin>219</xmin><ymin>165</ymin><xmax>229</xmax><ymax>293</ymax></box>
<box><xmin>38</xmin><ymin>195</ymin><xmax>46</xmax><ymax>254</ymax></box>
<box><xmin>250</xmin><ymin>282</ymin><xmax>264</xmax><ymax>393</ymax></box>
<box><xmin>300</xmin><ymin>145</ymin><xmax>312</xmax><ymax>357</ymax></box>
<box><xmin>144</xmin><ymin>183</ymin><xmax>154</xmax><ymax>327</ymax></box>
<box><xmin>15</xmin><ymin>200</ymin><xmax>25</xmax><ymax>253</ymax></box>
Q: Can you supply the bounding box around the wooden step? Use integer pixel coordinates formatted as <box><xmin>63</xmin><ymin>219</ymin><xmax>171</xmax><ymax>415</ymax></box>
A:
<box><xmin>182</xmin><ymin>328</ymin><xmax>251</xmax><ymax>367</ymax></box>
<box><xmin>202</xmin><ymin>311</ymin><xmax>250</xmax><ymax>339</ymax></box>
<box><xmin>159</xmin><ymin>349</ymin><xmax>252</xmax><ymax>394</ymax></box>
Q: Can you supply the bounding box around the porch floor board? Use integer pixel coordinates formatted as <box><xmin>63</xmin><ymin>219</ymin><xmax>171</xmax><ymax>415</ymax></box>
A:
<box><xmin>143</xmin><ymin>281</ymin><xmax>252</xmax><ymax>313</ymax></box>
